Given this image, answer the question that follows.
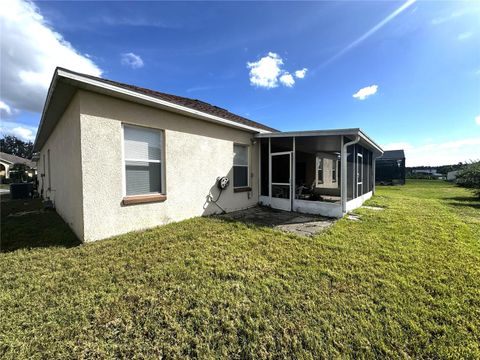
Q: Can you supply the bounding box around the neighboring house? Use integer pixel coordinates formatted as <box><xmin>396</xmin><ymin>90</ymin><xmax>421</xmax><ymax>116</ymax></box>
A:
<box><xmin>375</xmin><ymin>149</ymin><xmax>406</xmax><ymax>185</ymax></box>
<box><xmin>411</xmin><ymin>168</ymin><xmax>445</xmax><ymax>179</ymax></box>
<box><xmin>0</xmin><ymin>152</ymin><xmax>36</xmax><ymax>181</ymax></box>
<box><xmin>412</xmin><ymin>168</ymin><xmax>438</xmax><ymax>175</ymax></box>
<box><xmin>33</xmin><ymin>68</ymin><xmax>383</xmax><ymax>242</ymax></box>
<box><xmin>447</xmin><ymin>170</ymin><xmax>459</xmax><ymax>181</ymax></box>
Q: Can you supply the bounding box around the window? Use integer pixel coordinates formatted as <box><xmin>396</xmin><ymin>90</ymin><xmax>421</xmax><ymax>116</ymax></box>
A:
<box><xmin>332</xmin><ymin>160</ymin><xmax>337</xmax><ymax>183</ymax></box>
<box><xmin>316</xmin><ymin>157</ymin><xmax>324</xmax><ymax>185</ymax></box>
<box><xmin>357</xmin><ymin>153</ymin><xmax>363</xmax><ymax>184</ymax></box>
<box><xmin>233</xmin><ymin>144</ymin><xmax>249</xmax><ymax>188</ymax></box>
<box><xmin>47</xmin><ymin>149</ymin><xmax>51</xmax><ymax>190</ymax></box>
<box><xmin>123</xmin><ymin>125</ymin><xmax>163</xmax><ymax>196</ymax></box>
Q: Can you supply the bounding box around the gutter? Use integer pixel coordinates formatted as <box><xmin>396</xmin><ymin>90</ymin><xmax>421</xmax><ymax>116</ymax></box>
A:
<box><xmin>33</xmin><ymin>71</ymin><xmax>59</xmax><ymax>151</ymax></box>
<box><xmin>341</xmin><ymin>135</ymin><xmax>360</xmax><ymax>214</ymax></box>
<box><xmin>255</xmin><ymin>128</ymin><xmax>383</xmax><ymax>154</ymax></box>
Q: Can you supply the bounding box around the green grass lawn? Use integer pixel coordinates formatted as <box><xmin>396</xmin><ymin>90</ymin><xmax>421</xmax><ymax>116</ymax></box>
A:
<box><xmin>0</xmin><ymin>195</ymin><xmax>80</xmax><ymax>252</ymax></box>
<box><xmin>0</xmin><ymin>180</ymin><xmax>479</xmax><ymax>359</ymax></box>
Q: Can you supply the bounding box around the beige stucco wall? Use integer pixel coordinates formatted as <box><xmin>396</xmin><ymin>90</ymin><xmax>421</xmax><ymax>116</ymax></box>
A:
<box><xmin>78</xmin><ymin>90</ymin><xmax>259</xmax><ymax>242</ymax></box>
<box><xmin>38</xmin><ymin>94</ymin><xmax>84</xmax><ymax>239</ymax></box>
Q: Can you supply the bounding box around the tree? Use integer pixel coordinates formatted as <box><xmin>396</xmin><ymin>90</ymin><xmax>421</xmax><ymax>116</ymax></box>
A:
<box><xmin>0</xmin><ymin>135</ymin><xmax>34</xmax><ymax>159</ymax></box>
<box><xmin>9</xmin><ymin>163</ymin><xmax>32</xmax><ymax>183</ymax></box>
<box><xmin>456</xmin><ymin>161</ymin><xmax>480</xmax><ymax>198</ymax></box>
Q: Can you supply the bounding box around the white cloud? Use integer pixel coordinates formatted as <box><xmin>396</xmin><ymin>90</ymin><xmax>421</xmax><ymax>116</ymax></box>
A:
<box><xmin>352</xmin><ymin>85</ymin><xmax>378</xmax><ymax>100</ymax></box>
<box><xmin>318</xmin><ymin>0</ymin><xmax>416</xmax><ymax>69</ymax></box>
<box><xmin>9</xmin><ymin>127</ymin><xmax>36</xmax><ymax>142</ymax></box>
<box><xmin>0</xmin><ymin>0</ymin><xmax>102</xmax><ymax>114</ymax></box>
<box><xmin>431</xmin><ymin>10</ymin><xmax>468</xmax><ymax>25</ymax></box>
<box><xmin>0</xmin><ymin>100</ymin><xmax>12</xmax><ymax>117</ymax></box>
<box><xmin>295</xmin><ymin>68</ymin><xmax>308</xmax><ymax>79</ymax></box>
<box><xmin>381</xmin><ymin>142</ymin><xmax>413</xmax><ymax>151</ymax></box>
<box><xmin>475</xmin><ymin>115</ymin><xmax>480</xmax><ymax>125</ymax></box>
<box><xmin>247</xmin><ymin>52</ymin><xmax>306</xmax><ymax>88</ymax></box>
<box><xmin>93</xmin><ymin>15</ymin><xmax>178</xmax><ymax>29</ymax></box>
<box><xmin>0</xmin><ymin>121</ymin><xmax>37</xmax><ymax>142</ymax></box>
<box><xmin>279</xmin><ymin>73</ymin><xmax>295</xmax><ymax>87</ymax></box>
<box><xmin>121</xmin><ymin>52</ymin><xmax>144</xmax><ymax>69</ymax></box>
<box><xmin>381</xmin><ymin>137</ymin><xmax>480</xmax><ymax>166</ymax></box>
<box><xmin>458</xmin><ymin>32</ymin><xmax>473</xmax><ymax>41</ymax></box>
<box><xmin>247</xmin><ymin>52</ymin><xmax>283</xmax><ymax>88</ymax></box>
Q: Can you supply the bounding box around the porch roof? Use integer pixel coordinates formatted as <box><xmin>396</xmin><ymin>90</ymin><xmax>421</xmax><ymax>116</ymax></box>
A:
<box><xmin>254</xmin><ymin>128</ymin><xmax>383</xmax><ymax>154</ymax></box>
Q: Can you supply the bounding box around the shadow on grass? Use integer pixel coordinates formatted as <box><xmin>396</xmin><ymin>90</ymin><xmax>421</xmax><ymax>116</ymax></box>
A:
<box><xmin>1</xmin><ymin>195</ymin><xmax>81</xmax><ymax>253</ymax></box>
<box><xmin>446</xmin><ymin>196</ymin><xmax>480</xmax><ymax>210</ymax></box>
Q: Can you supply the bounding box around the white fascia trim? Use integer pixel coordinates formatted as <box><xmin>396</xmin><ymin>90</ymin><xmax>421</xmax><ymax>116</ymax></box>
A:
<box><xmin>357</xmin><ymin>130</ymin><xmax>384</xmax><ymax>154</ymax></box>
<box><xmin>33</xmin><ymin>71</ymin><xmax>59</xmax><ymax>150</ymax></box>
<box><xmin>254</xmin><ymin>128</ymin><xmax>361</xmax><ymax>138</ymax></box>
<box><xmin>255</xmin><ymin>128</ymin><xmax>383</xmax><ymax>153</ymax></box>
<box><xmin>57</xmin><ymin>69</ymin><xmax>271</xmax><ymax>134</ymax></box>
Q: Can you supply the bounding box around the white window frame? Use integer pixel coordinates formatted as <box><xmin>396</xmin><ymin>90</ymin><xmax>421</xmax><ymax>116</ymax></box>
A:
<box><xmin>47</xmin><ymin>149</ymin><xmax>51</xmax><ymax>190</ymax></box>
<box><xmin>357</xmin><ymin>153</ymin><xmax>363</xmax><ymax>185</ymax></box>
<box><xmin>315</xmin><ymin>156</ymin><xmax>324</xmax><ymax>186</ymax></box>
<box><xmin>233</xmin><ymin>143</ymin><xmax>250</xmax><ymax>189</ymax></box>
<box><xmin>332</xmin><ymin>160</ymin><xmax>338</xmax><ymax>183</ymax></box>
<box><xmin>121</xmin><ymin>124</ymin><xmax>165</xmax><ymax>197</ymax></box>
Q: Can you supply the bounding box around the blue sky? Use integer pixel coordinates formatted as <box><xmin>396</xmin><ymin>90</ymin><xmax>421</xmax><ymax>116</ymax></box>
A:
<box><xmin>1</xmin><ymin>0</ymin><xmax>479</xmax><ymax>165</ymax></box>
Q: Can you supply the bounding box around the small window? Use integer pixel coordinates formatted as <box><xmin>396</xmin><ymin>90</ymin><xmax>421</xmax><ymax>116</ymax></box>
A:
<box><xmin>316</xmin><ymin>157</ymin><xmax>324</xmax><ymax>185</ymax></box>
<box><xmin>123</xmin><ymin>125</ymin><xmax>163</xmax><ymax>196</ymax></box>
<box><xmin>357</xmin><ymin>153</ymin><xmax>363</xmax><ymax>184</ymax></box>
<box><xmin>332</xmin><ymin>160</ymin><xmax>337</xmax><ymax>183</ymax></box>
<box><xmin>233</xmin><ymin>144</ymin><xmax>249</xmax><ymax>188</ymax></box>
<box><xmin>47</xmin><ymin>149</ymin><xmax>51</xmax><ymax>190</ymax></box>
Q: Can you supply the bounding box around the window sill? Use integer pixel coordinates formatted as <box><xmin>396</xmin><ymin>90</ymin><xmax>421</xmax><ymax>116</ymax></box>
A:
<box><xmin>234</xmin><ymin>187</ymin><xmax>252</xmax><ymax>193</ymax></box>
<box><xmin>122</xmin><ymin>194</ymin><xmax>167</xmax><ymax>205</ymax></box>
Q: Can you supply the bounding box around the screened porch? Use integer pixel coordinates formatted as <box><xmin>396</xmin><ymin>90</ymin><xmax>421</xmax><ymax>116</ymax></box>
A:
<box><xmin>255</xmin><ymin>129</ymin><xmax>381</xmax><ymax>218</ymax></box>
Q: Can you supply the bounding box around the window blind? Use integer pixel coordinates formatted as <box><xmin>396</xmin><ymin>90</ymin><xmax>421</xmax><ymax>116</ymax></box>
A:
<box><xmin>233</xmin><ymin>144</ymin><xmax>249</xmax><ymax>188</ymax></box>
<box><xmin>124</xmin><ymin>126</ymin><xmax>162</xmax><ymax>196</ymax></box>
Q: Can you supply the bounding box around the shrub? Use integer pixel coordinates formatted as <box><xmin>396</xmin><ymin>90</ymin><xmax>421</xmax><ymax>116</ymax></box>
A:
<box><xmin>456</xmin><ymin>161</ymin><xmax>480</xmax><ymax>197</ymax></box>
<box><xmin>9</xmin><ymin>163</ymin><xmax>33</xmax><ymax>183</ymax></box>
<box><xmin>407</xmin><ymin>173</ymin><xmax>436</xmax><ymax>180</ymax></box>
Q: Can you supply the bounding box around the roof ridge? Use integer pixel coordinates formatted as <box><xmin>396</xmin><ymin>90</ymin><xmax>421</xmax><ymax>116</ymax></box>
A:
<box><xmin>57</xmin><ymin>67</ymin><xmax>278</xmax><ymax>133</ymax></box>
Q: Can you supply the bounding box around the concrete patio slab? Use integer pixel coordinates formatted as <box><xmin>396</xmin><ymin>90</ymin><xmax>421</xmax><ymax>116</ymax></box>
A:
<box><xmin>216</xmin><ymin>206</ymin><xmax>336</xmax><ymax>237</ymax></box>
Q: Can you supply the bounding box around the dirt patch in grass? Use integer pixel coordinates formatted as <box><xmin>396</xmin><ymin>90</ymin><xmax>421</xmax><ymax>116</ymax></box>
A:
<box><xmin>217</xmin><ymin>206</ymin><xmax>335</xmax><ymax>236</ymax></box>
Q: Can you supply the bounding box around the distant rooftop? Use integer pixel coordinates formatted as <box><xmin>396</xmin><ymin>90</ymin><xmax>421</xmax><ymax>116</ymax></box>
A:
<box><xmin>378</xmin><ymin>150</ymin><xmax>405</xmax><ymax>159</ymax></box>
<box><xmin>0</xmin><ymin>152</ymin><xmax>36</xmax><ymax>168</ymax></box>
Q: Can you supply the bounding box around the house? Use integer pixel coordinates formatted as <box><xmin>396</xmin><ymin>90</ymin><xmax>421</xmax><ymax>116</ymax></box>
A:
<box><xmin>447</xmin><ymin>170</ymin><xmax>459</xmax><ymax>181</ymax></box>
<box><xmin>411</xmin><ymin>167</ymin><xmax>445</xmax><ymax>180</ymax></box>
<box><xmin>375</xmin><ymin>149</ymin><xmax>405</xmax><ymax>185</ymax></box>
<box><xmin>412</xmin><ymin>168</ymin><xmax>438</xmax><ymax>175</ymax></box>
<box><xmin>33</xmin><ymin>68</ymin><xmax>383</xmax><ymax>242</ymax></box>
<box><xmin>0</xmin><ymin>152</ymin><xmax>36</xmax><ymax>182</ymax></box>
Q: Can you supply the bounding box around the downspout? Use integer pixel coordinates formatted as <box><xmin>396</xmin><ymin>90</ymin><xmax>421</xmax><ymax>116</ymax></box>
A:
<box><xmin>341</xmin><ymin>135</ymin><xmax>360</xmax><ymax>214</ymax></box>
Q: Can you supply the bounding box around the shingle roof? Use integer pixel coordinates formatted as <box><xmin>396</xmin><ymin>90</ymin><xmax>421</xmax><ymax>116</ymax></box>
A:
<box><xmin>0</xmin><ymin>152</ymin><xmax>36</xmax><ymax>168</ymax></box>
<box><xmin>378</xmin><ymin>149</ymin><xmax>405</xmax><ymax>159</ymax></box>
<box><xmin>66</xmin><ymin>69</ymin><xmax>278</xmax><ymax>133</ymax></box>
